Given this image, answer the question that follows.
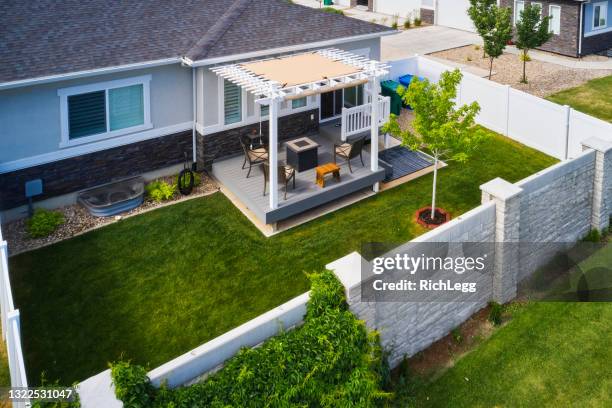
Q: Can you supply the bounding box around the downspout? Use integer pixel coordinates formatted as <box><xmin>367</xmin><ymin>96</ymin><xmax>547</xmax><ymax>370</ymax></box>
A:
<box><xmin>578</xmin><ymin>3</ymin><xmax>584</xmax><ymax>57</ymax></box>
<box><xmin>192</xmin><ymin>67</ymin><xmax>197</xmax><ymax>170</ymax></box>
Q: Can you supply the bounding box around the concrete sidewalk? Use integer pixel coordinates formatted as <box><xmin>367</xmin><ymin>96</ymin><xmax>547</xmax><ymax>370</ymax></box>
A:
<box><xmin>382</xmin><ymin>26</ymin><xmax>482</xmax><ymax>61</ymax></box>
<box><xmin>505</xmin><ymin>46</ymin><xmax>612</xmax><ymax>70</ymax></box>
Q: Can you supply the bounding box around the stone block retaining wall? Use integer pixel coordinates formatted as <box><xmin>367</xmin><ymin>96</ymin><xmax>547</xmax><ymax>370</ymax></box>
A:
<box><xmin>330</xmin><ymin>137</ymin><xmax>612</xmax><ymax>368</ymax></box>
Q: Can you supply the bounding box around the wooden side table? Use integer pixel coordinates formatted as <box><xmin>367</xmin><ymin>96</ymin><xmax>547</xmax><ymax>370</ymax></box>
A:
<box><xmin>316</xmin><ymin>163</ymin><xmax>341</xmax><ymax>187</ymax></box>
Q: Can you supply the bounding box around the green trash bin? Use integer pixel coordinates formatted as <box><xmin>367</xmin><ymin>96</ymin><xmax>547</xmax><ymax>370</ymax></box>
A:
<box><xmin>380</xmin><ymin>80</ymin><xmax>402</xmax><ymax>116</ymax></box>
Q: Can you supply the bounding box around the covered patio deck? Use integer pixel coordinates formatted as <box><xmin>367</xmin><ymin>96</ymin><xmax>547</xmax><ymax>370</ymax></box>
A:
<box><xmin>212</xmin><ymin>133</ymin><xmax>386</xmax><ymax>226</ymax></box>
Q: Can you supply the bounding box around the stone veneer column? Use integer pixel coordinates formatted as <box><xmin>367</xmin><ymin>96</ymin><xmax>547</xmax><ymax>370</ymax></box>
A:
<box><xmin>582</xmin><ymin>137</ymin><xmax>612</xmax><ymax>232</ymax></box>
<box><xmin>480</xmin><ymin>178</ymin><xmax>523</xmax><ymax>303</ymax></box>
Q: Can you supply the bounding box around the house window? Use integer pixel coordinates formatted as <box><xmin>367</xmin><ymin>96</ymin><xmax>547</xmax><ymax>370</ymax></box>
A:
<box><xmin>549</xmin><ymin>5</ymin><xmax>561</xmax><ymax>35</ymax></box>
<box><xmin>58</xmin><ymin>75</ymin><xmax>151</xmax><ymax>145</ymax></box>
<box><xmin>343</xmin><ymin>85</ymin><xmax>364</xmax><ymax>108</ymax></box>
<box><xmin>260</xmin><ymin>104</ymin><xmax>269</xmax><ymax>117</ymax></box>
<box><xmin>291</xmin><ymin>97</ymin><xmax>307</xmax><ymax>109</ymax></box>
<box><xmin>593</xmin><ymin>2</ymin><xmax>608</xmax><ymax>29</ymax></box>
<box><xmin>224</xmin><ymin>79</ymin><xmax>242</xmax><ymax>125</ymax></box>
<box><xmin>514</xmin><ymin>0</ymin><xmax>525</xmax><ymax>25</ymax></box>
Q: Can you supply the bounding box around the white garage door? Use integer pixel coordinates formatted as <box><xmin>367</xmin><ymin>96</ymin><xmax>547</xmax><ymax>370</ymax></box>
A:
<box><xmin>436</xmin><ymin>0</ymin><xmax>475</xmax><ymax>32</ymax></box>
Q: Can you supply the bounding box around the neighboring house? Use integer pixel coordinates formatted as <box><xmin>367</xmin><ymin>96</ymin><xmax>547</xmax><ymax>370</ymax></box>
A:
<box><xmin>0</xmin><ymin>0</ymin><xmax>394</xmax><ymax>221</ymax></box>
<box><xmin>501</xmin><ymin>0</ymin><xmax>612</xmax><ymax>57</ymax></box>
<box><xmin>418</xmin><ymin>0</ymin><xmax>611</xmax><ymax>57</ymax></box>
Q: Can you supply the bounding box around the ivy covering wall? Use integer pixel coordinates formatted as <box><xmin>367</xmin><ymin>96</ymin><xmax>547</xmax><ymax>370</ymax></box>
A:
<box><xmin>110</xmin><ymin>271</ymin><xmax>391</xmax><ymax>407</ymax></box>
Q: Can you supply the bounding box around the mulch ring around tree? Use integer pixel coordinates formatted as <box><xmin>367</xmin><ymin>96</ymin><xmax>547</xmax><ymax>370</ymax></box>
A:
<box><xmin>415</xmin><ymin>206</ymin><xmax>450</xmax><ymax>229</ymax></box>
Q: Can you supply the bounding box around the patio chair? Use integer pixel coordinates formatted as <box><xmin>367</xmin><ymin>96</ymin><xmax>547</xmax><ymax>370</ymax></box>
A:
<box><xmin>262</xmin><ymin>162</ymin><xmax>296</xmax><ymax>200</ymax></box>
<box><xmin>334</xmin><ymin>136</ymin><xmax>365</xmax><ymax>173</ymax></box>
<box><xmin>239</xmin><ymin>135</ymin><xmax>268</xmax><ymax>178</ymax></box>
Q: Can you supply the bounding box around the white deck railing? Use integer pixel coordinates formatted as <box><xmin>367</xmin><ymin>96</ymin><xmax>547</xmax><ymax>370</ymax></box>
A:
<box><xmin>0</xmin><ymin>226</ymin><xmax>29</xmax><ymax>407</ymax></box>
<box><xmin>340</xmin><ymin>95</ymin><xmax>391</xmax><ymax>141</ymax></box>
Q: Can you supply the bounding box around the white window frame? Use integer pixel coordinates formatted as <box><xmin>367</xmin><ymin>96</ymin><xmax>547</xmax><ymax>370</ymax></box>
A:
<box><xmin>593</xmin><ymin>1</ymin><xmax>608</xmax><ymax>30</ymax></box>
<box><xmin>58</xmin><ymin>75</ymin><xmax>152</xmax><ymax>148</ymax></box>
<box><xmin>549</xmin><ymin>5</ymin><xmax>561</xmax><ymax>35</ymax></box>
<box><xmin>514</xmin><ymin>0</ymin><xmax>525</xmax><ymax>25</ymax></box>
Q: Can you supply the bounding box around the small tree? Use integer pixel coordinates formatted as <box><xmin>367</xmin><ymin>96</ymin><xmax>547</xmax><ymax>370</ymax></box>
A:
<box><xmin>482</xmin><ymin>6</ymin><xmax>513</xmax><ymax>80</ymax></box>
<box><xmin>468</xmin><ymin>0</ymin><xmax>497</xmax><ymax>58</ymax></box>
<box><xmin>515</xmin><ymin>4</ymin><xmax>552</xmax><ymax>83</ymax></box>
<box><xmin>382</xmin><ymin>70</ymin><xmax>488</xmax><ymax>221</ymax></box>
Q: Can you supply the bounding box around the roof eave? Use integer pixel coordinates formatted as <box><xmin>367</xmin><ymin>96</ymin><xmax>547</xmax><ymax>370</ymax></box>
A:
<box><xmin>0</xmin><ymin>57</ymin><xmax>181</xmax><ymax>91</ymax></box>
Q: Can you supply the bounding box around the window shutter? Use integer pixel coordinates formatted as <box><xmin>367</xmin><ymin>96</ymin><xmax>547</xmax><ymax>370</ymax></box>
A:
<box><xmin>224</xmin><ymin>80</ymin><xmax>242</xmax><ymax>125</ymax></box>
<box><xmin>68</xmin><ymin>90</ymin><xmax>107</xmax><ymax>139</ymax></box>
<box><xmin>109</xmin><ymin>84</ymin><xmax>144</xmax><ymax>131</ymax></box>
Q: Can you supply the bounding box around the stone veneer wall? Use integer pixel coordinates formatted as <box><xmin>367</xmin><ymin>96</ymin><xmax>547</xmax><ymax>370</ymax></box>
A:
<box><xmin>329</xmin><ymin>203</ymin><xmax>497</xmax><ymax>367</ymax></box>
<box><xmin>500</xmin><ymin>0</ymin><xmax>580</xmax><ymax>57</ymax></box>
<box><xmin>330</xmin><ymin>137</ymin><xmax>611</xmax><ymax>369</ymax></box>
<box><xmin>514</xmin><ymin>149</ymin><xmax>596</xmax><ymax>279</ymax></box>
<box><xmin>420</xmin><ymin>8</ymin><xmax>435</xmax><ymax>25</ymax></box>
<box><xmin>0</xmin><ymin>131</ymin><xmax>192</xmax><ymax>210</ymax></box>
<box><xmin>197</xmin><ymin>109</ymin><xmax>319</xmax><ymax>170</ymax></box>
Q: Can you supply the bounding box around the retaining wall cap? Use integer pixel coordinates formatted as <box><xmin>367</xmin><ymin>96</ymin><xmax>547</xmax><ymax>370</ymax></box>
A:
<box><xmin>480</xmin><ymin>177</ymin><xmax>523</xmax><ymax>200</ymax></box>
<box><xmin>327</xmin><ymin>252</ymin><xmax>364</xmax><ymax>289</ymax></box>
<box><xmin>582</xmin><ymin>137</ymin><xmax>612</xmax><ymax>154</ymax></box>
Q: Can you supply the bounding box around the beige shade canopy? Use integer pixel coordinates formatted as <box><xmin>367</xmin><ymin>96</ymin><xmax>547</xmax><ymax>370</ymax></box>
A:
<box><xmin>240</xmin><ymin>52</ymin><xmax>362</xmax><ymax>88</ymax></box>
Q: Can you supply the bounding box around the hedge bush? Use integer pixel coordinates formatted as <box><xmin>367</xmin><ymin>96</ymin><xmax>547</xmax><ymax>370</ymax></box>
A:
<box><xmin>26</xmin><ymin>209</ymin><xmax>65</xmax><ymax>238</ymax></box>
<box><xmin>111</xmin><ymin>271</ymin><xmax>391</xmax><ymax>407</ymax></box>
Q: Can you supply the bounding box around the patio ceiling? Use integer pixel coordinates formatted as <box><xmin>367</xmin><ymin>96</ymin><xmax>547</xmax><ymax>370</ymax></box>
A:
<box><xmin>210</xmin><ymin>48</ymin><xmax>389</xmax><ymax>102</ymax></box>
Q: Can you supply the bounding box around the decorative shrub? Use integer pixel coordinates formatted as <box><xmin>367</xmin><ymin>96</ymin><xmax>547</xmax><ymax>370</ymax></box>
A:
<box><xmin>321</xmin><ymin>7</ymin><xmax>343</xmax><ymax>15</ymax></box>
<box><xmin>582</xmin><ymin>229</ymin><xmax>601</xmax><ymax>243</ymax></box>
<box><xmin>145</xmin><ymin>180</ymin><xmax>176</xmax><ymax>203</ymax></box>
<box><xmin>451</xmin><ymin>328</ymin><xmax>463</xmax><ymax>344</ymax></box>
<box><xmin>414</xmin><ymin>17</ymin><xmax>422</xmax><ymax>26</ymax></box>
<box><xmin>26</xmin><ymin>209</ymin><xmax>65</xmax><ymax>238</ymax></box>
<box><xmin>403</xmin><ymin>19</ymin><xmax>411</xmax><ymax>29</ymax></box>
<box><xmin>111</xmin><ymin>271</ymin><xmax>391</xmax><ymax>407</ymax></box>
<box><xmin>488</xmin><ymin>301</ymin><xmax>503</xmax><ymax>326</ymax></box>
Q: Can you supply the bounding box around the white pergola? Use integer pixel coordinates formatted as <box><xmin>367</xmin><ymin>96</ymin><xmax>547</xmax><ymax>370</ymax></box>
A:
<box><xmin>211</xmin><ymin>48</ymin><xmax>389</xmax><ymax>210</ymax></box>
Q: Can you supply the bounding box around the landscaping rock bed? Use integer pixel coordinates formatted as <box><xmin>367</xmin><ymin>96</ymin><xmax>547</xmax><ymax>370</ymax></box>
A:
<box><xmin>431</xmin><ymin>45</ymin><xmax>612</xmax><ymax>97</ymax></box>
<box><xmin>2</xmin><ymin>173</ymin><xmax>219</xmax><ymax>256</ymax></box>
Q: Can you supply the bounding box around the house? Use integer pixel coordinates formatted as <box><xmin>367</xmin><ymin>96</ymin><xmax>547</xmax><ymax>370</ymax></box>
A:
<box><xmin>418</xmin><ymin>0</ymin><xmax>611</xmax><ymax>58</ymax></box>
<box><xmin>0</xmin><ymin>0</ymin><xmax>397</xmax><ymax>225</ymax></box>
<box><xmin>500</xmin><ymin>0</ymin><xmax>612</xmax><ymax>57</ymax></box>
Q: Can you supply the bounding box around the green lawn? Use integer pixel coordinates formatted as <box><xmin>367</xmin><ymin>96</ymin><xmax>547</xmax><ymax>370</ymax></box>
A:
<box><xmin>547</xmin><ymin>75</ymin><xmax>612</xmax><ymax>122</ymax></box>
<box><xmin>396</xmin><ymin>244</ymin><xmax>612</xmax><ymax>407</ymax></box>
<box><xmin>9</xmin><ymin>131</ymin><xmax>557</xmax><ymax>385</ymax></box>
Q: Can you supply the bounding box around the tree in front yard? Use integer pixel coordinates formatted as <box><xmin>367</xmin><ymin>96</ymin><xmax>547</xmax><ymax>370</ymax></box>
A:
<box><xmin>382</xmin><ymin>70</ymin><xmax>488</xmax><ymax>223</ymax></box>
<box><xmin>515</xmin><ymin>3</ymin><xmax>552</xmax><ymax>83</ymax></box>
<box><xmin>482</xmin><ymin>6</ymin><xmax>513</xmax><ymax>80</ymax></box>
<box><xmin>468</xmin><ymin>0</ymin><xmax>497</xmax><ymax>58</ymax></box>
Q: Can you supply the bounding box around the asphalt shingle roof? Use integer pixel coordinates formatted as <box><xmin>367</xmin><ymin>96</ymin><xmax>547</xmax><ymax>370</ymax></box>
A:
<box><xmin>0</xmin><ymin>0</ymin><xmax>392</xmax><ymax>84</ymax></box>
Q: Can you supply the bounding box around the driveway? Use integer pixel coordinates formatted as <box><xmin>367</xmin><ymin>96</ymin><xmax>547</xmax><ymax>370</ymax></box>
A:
<box><xmin>382</xmin><ymin>26</ymin><xmax>481</xmax><ymax>61</ymax></box>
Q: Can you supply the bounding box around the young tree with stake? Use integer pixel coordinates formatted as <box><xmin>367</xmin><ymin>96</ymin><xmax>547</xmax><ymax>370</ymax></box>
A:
<box><xmin>515</xmin><ymin>4</ymin><xmax>552</xmax><ymax>83</ymax></box>
<box><xmin>382</xmin><ymin>70</ymin><xmax>487</xmax><ymax>223</ymax></box>
<box><xmin>482</xmin><ymin>6</ymin><xmax>513</xmax><ymax>80</ymax></box>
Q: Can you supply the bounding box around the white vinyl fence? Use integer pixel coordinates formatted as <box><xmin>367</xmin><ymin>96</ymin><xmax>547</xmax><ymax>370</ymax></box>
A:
<box><xmin>387</xmin><ymin>56</ymin><xmax>612</xmax><ymax>160</ymax></box>
<box><xmin>0</xmin><ymin>225</ymin><xmax>29</xmax><ymax>408</ymax></box>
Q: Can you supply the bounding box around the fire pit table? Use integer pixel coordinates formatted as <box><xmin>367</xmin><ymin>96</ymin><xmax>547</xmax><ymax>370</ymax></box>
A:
<box><xmin>286</xmin><ymin>137</ymin><xmax>319</xmax><ymax>172</ymax></box>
